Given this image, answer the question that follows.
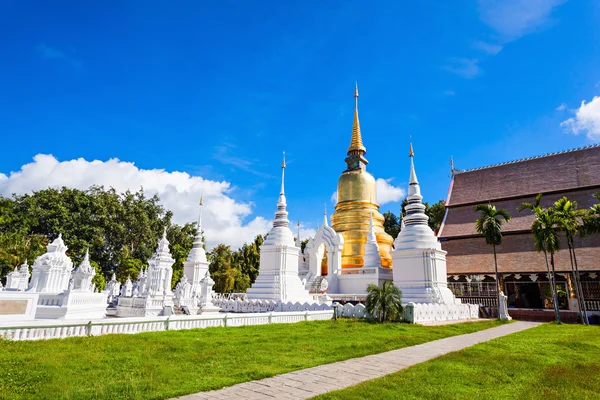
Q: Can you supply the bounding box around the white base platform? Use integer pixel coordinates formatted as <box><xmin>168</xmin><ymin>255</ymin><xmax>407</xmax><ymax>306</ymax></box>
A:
<box><xmin>35</xmin><ymin>292</ymin><xmax>108</xmax><ymax>320</ymax></box>
<box><xmin>116</xmin><ymin>294</ymin><xmax>175</xmax><ymax>317</ymax></box>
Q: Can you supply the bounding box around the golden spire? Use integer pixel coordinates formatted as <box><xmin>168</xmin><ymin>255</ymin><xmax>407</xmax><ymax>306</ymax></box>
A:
<box><xmin>409</xmin><ymin>141</ymin><xmax>414</xmax><ymax>157</ymax></box>
<box><xmin>282</xmin><ymin>151</ymin><xmax>286</xmax><ymax>169</ymax></box>
<box><xmin>347</xmin><ymin>83</ymin><xmax>366</xmax><ymax>155</ymax></box>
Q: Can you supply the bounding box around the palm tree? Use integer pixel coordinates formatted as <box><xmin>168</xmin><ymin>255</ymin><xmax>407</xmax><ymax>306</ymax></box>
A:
<box><xmin>474</xmin><ymin>203</ymin><xmax>511</xmax><ymax>319</ymax></box>
<box><xmin>518</xmin><ymin>194</ymin><xmax>561</xmax><ymax>323</ymax></box>
<box><xmin>365</xmin><ymin>282</ymin><xmax>403</xmax><ymax>322</ymax></box>
<box><xmin>583</xmin><ymin>194</ymin><xmax>600</xmax><ymax>235</ymax></box>
<box><xmin>553</xmin><ymin>197</ymin><xmax>588</xmax><ymax>324</ymax></box>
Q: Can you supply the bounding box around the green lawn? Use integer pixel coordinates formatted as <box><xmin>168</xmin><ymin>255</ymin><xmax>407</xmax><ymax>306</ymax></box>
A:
<box><xmin>0</xmin><ymin>319</ymin><xmax>503</xmax><ymax>399</ymax></box>
<box><xmin>315</xmin><ymin>323</ymin><xmax>600</xmax><ymax>400</ymax></box>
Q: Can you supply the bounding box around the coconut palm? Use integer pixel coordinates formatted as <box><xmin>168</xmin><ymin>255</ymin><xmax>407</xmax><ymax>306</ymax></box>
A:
<box><xmin>518</xmin><ymin>194</ymin><xmax>561</xmax><ymax>323</ymax></box>
<box><xmin>583</xmin><ymin>193</ymin><xmax>600</xmax><ymax>236</ymax></box>
<box><xmin>474</xmin><ymin>203</ymin><xmax>511</xmax><ymax>318</ymax></box>
<box><xmin>365</xmin><ymin>282</ymin><xmax>403</xmax><ymax>322</ymax></box>
<box><xmin>553</xmin><ymin>197</ymin><xmax>588</xmax><ymax>324</ymax></box>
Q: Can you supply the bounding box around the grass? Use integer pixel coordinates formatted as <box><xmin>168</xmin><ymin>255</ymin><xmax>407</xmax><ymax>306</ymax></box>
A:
<box><xmin>0</xmin><ymin>319</ymin><xmax>504</xmax><ymax>399</ymax></box>
<box><xmin>315</xmin><ymin>323</ymin><xmax>600</xmax><ymax>400</ymax></box>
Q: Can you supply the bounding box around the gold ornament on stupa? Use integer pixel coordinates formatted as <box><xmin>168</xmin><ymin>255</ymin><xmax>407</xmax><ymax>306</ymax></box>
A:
<box><xmin>330</xmin><ymin>84</ymin><xmax>394</xmax><ymax>268</ymax></box>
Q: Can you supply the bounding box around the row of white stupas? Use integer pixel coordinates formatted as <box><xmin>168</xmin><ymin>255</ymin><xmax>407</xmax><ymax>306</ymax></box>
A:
<box><xmin>1</xmin><ymin>145</ymin><xmax>472</xmax><ymax>322</ymax></box>
<box><xmin>0</xmin><ymin>220</ymin><xmax>220</xmax><ymax>319</ymax></box>
<box><xmin>255</xmin><ymin>146</ymin><xmax>459</xmax><ymax>306</ymax></box>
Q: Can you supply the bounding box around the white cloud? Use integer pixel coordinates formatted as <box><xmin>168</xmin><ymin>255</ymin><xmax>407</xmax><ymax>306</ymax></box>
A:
<box><xmin>560</xmin><ymin>96</ymin><xmax>600</xmax><ymax>140</ymax></box>
<box><xmin>330</xmin><ymin>179</ymin><xmax>405</xmax><ymax>206</ymax></box>
<box><xmin>477</xmin><ymin>0</ymin><xmax>566</xmax><ymax>41</ymax></box>
<box><xmin>444</xmin><ymin>58</ymin><xmax>481</xmax><ymax>79</ymax></box>
<box><xmin>0</xmin><ymin>154</ymin><xmax>271</xmax><ymax>250</ymax></box>
<box><xmin>473</xmin><ymin>40</ymin><xmax>503</xmax><ymax>55</ymax></box>
<box><xmin>555</xmin><ymin>103</ymin><xmax>567</xmax><ymax>111</ymax></box>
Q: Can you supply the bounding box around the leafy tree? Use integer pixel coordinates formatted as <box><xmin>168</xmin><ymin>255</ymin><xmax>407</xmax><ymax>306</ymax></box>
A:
<box><xmin>208</xmin><ymin>244</ymin><xmax>237</xmax><ymax>293</ymax></box>
<box><xmin>474</xmin><ymin>203</ymin><xmax>511</xmax><ymax>318</ymax></box>
<box><xmin>365</xmin><ymin>282</ymin><xmax>403</xmax><ymax>322</ymax></box>
<box><xmin>383</xmin><ymin>211</ymin><xmax>401</xmax><ymax>239</ymax></box>
<box><xmin>583</xmin><ymin>193</ymin><xmax>600</xmax><ymax>235</ymax></box>
<box><xmin>115</xmin><ymin>258</ymin><xmax>145</xmax><ymax>282</ymax></box>
<box><xmin>519</xmin><ymin>194</ymin><xmax>562</xmax><ymax>323</ymax></box>
<box><xmin>553</xmin><ymin>197</ymin><xmax>588</xmax><ymax>324</ymax></box>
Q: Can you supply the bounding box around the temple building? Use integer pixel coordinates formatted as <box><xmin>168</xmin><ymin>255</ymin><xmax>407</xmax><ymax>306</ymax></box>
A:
<box><xmin>439</xmin><ymin>144</ymin><xmax>600</xmax><ymax>319</ymax></box>
<box><xmin>330</xmin><ymin>85</ymin><xmax>394</xmax><ymax>269</ymax></box>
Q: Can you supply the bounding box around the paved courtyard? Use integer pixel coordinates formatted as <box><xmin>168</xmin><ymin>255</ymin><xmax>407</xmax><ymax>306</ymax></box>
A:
<box><xmin>175</xmin><ymin>321</ymin><xmax>541</xmax><ymax>400</ymax></box>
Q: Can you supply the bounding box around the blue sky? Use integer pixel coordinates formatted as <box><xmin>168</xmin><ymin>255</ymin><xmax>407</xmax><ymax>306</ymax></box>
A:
<box><xmin>0</xmin><ymin>1</ymin><xmax>599</xmax><ymax>248</ymax></box>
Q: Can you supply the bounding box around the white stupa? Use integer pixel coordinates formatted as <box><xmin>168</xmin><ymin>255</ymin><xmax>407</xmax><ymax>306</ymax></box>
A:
<box><xmin>116</xmin><ymin>228</ymin><xmax>176</xmax><ymax>317</ymax></box>
<box><xmin>24</xmin><ymin>236</ymin><xmax>108</xmax><ymax>319</ymax></box>
<box><xmin>183</xmin><ymin>198</ymin><xmax>209</xmax><ymax>297</ymax></box>
<box><xmin>363</xmin><ymin>209</ymin><xmax>382</xmax><ymax>268</ymax></box>
<box><xmin>28</xmin><ymin>234</ymin><xmax>73</xmax><ymax>293</ymax></box>
<box><xmin>392</xmin><ymin>143</ymin><xmax>457</xmax><ymax>304</ymax></box>
<box><xmin>5</xmin><ymin>260</ymin><xmax>30</xmax><ymax>291</ymax></box>
<box><xmin>246</xmin><ymin>153</ymin><xmax>313</xmax><ymax>304</ymax></box>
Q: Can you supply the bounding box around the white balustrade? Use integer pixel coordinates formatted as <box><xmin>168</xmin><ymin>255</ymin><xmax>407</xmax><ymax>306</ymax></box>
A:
<box><xmin>0</xmin><ymin>310</ymin><xmax>334</xmax><ymax>341</ymax></box>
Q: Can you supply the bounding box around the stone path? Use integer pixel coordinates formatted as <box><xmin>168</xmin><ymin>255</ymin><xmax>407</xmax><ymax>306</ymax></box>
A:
<box><xmin>176</xmin><ymin>321</ymin><xmax>541</xmax><ymax>400</ymax></box>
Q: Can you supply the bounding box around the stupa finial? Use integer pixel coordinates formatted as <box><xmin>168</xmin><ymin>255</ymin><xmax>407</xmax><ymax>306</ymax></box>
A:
<box><xmin>323</xmin><ymin>203</ymin><xmax>329</xmax><ymax>227</ymax></box>
<box><xmin>280</xmin><ymin>151</ymin><xmax>286</xmax><ymax>195</ymax></box>
<box><xmin>347</xmin><ymin>83</ymin><xmax>366</xmax><ymax>155</ymax></box>
<box><xmin>409</xmin><ymin>140</ymin><xmax>414</xmax><ymax>158</ymax></box>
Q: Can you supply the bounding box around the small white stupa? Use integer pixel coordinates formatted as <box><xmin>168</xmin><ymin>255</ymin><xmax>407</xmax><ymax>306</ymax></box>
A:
<box><xmin>246</xmin><ymin>153</ymin><xmax>313</xmax><ymax>304</ymax></box>
<box><xmin>116</xmin><ymin>228</ymin><xmax>176</xmax><ymax>317</ymax></box>
<box><xmin>363</xmin><ymin>208</ymin><xmax>382</xmax><ymax>269</ymax></box>
<box><xmin>104</xmin><ymin>273</ymin><xmax>121</xmax><ymax>305</ymax></box>
<box><xmin>25</xmin><ymin>236</ymin><xmax>107</xmax><ymax>319</ymax></box>
<box><xmin>183</xmin><ymin>197</ymin><xmax>210</xmax><ymax>297</ymax></box>
<box><xmin>71</xmin><ymin>249</ymin><xmax>96</xmax><ymax>292</ymax></box>
<box><xmin>392</xmin><ymin>143</ymin><xmax>458</xmax><ymax>305</ymax></box>
<box><xmin>28</xmin><ymin>235</ymin><xmax>73</xmax><ymax>293</ymax></box>
<box><xmin>5</xmin><ymin>260</ymin><xmax>30</xmax><ymax>291</ymax></box>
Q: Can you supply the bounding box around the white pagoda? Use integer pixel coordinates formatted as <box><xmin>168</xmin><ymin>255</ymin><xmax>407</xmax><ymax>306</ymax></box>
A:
<box><xmin>116</xmin><ymin>229</ymin><xmax>176</xmax><ymax>317</ymax></box>
<box><xmin>392</xmin><ymin>144</ymin><xmax>460</xmax><ymax>305</ymax></box>
<box><xmin>5</xmin><ymin>261</ymin><xmax>30</xmax><ymax>291</ymax></box>
<box><xmin>26</xmin><ymin>235</ymin><xmax>107</xmax><ymax>319</ymax></box>
<box><xmin>246</xmin><ymin>154</ymin><xmax>313</xmax><ymax>304</ymax></box>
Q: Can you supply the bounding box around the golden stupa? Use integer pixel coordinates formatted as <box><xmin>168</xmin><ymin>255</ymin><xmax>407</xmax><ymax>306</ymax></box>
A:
<box><xmin>330</xmin><ymin>85</ymin><xmax>394</xmax><ymax>268</ymax></box>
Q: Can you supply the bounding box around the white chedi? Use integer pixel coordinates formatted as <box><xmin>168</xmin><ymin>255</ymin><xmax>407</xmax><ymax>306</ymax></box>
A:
<box><xmin>28</xmin><ymin>234</ymin><xmax>74</xmax><ymax>293</ymax></box>
<box><xmin>71</xmin><ymin>249</ymin><xmax>96</xmax><ymax>292</ymax></box>
<box><xmin>104</xmin><ymin>273</ymin><xmax>121</xmax><ymax>304</ymax></box>
<box><xmin>5</xmin><ymin>260</ymin><xmax>30</xmax><ymax>291</ymax></box>
<box><xmin>174</xmin><ymin>274</ymin><xmax>193</xmax><ymax>299</ymax></box>
<box><xmin>120</xmin><ymin>276</ymin><xmax>133</xmax><ymax>297</ymax></box>
<box><xmin>363</xmin><ymin>209</ymin><xmax>382</xmax><ymax>268</ymax></box>
<box><xmin>392</xmin><ymin>144</ymin><xmax>458</xmax><ymax>305</ymax></box>
<box><xmin>246</xmin><ymin>154</ymin><xmax>313</xmax><ymax>304</ymax></box>
<box><xmin>146</xmin><ymin>229</ymin><xmax>174</xmax><ymax>296</ymax></box>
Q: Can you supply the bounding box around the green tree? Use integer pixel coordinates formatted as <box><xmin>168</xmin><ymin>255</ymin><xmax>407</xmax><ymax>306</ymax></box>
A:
<box><xmin>383</xmin><ymin>211</ymin><xmax>401</xmax><ymax>239</ymax></box>
<box><xmin>208</xmin><ymin>244</ymin><xmax>237</xmax><ymax>293</ymax></box>
<box><xmin>474</xmin><ymin>203</ymin><xmax>511</xmax><ymax>318</ymax></box>
<box><xmin>583</xmin><ymin>193</ymin><xmax>600</xmax><ymax>235</ymax></box>
<box><xmin>519</xmin><ymin>195</ymin><xmax>562</xmax><ymax>323</ymax></box>
<box><xmin>553</xmin><ymin>197</ymin><xmax>588</xmax><ymax>324</ymax></box>
<box><xmin>365</xmin><ymin>282</ymin><xmax>403</xmax><ymax>322</ymax></box>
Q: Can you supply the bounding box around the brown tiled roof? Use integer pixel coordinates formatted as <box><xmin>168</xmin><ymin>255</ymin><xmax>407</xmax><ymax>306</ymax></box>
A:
<box><xmin>443</xmin><ymin>233</ymin><xmax>600</xmax><ymax>274</ymax></box>
<box><xmin>440</xmin><ymin>188</ymin><xmax>600</xmax><ymax>238</ymax></box>
<box><xmin>448</xmin><ymin>145</ymin><xmax>600</xmax><ymax>206</ymax></box>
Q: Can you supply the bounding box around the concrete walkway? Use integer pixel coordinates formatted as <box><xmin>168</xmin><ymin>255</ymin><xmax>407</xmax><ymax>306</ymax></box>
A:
<box><xmin>176</xmin><ymin>321</ymin><xmax>541</xmax><ymax>400</ymax></box>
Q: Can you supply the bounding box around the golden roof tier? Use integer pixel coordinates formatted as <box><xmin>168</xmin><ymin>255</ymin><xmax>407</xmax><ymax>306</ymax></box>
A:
<box><xmin>330</xmin><ymin>85</ymin><xmax>394</xmax><ymax>268</ymax></box>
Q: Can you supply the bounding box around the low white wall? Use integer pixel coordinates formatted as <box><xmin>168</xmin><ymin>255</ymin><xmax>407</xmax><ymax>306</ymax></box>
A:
<box><xmin>332</xmin><ymin>302</ymin><xmax>480</xmax><ymax>324</ymax></box>
<box><xmin>0</xmin><ymin>310</ymin><xmax>334</xmax><ymax>341</ymax></box>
